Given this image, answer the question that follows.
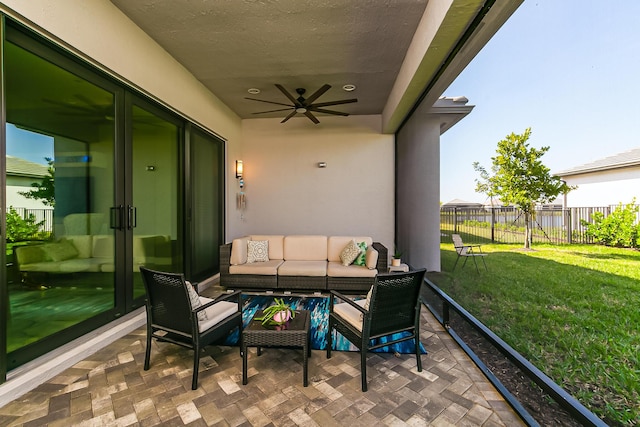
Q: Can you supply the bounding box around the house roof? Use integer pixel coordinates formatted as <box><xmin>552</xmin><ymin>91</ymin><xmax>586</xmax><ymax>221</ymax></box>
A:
<box><xmin>6</xmin><ymin>155</ymin><xmax>48</xmax><ymax>178</ymax></box>
<box><xmin>555</xmin><ymin>147</ymin><xmax>640</xmax><ymax>177</ymax></box>
<box><xmin>441</xmin><ymin>198</ymin><xmax>483</xmax><ymax>207</ymax></box>
<box><xmin>108</xmin><ymin>0</ymin><xmax>523</xmax><ymax>133</ymax></box>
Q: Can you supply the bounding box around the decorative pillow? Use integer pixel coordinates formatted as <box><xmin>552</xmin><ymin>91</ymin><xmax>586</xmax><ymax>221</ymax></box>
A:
<box><xmin>353</xmin><ymin>242</ymin><xmax>368</xmax><ymax>266</ymax></box>
<box><xmin>365</xmin><ymin>246</ymin><xmax>378</xmax><ymax>270</ymax></box>
<box><xmin>247</xmin><ymin>240</ymin><xmax>269</xmax><ymax>263</ymax></box>
<box><xmin>41</xmin><ymin>241</ymin><xmax>79</xmax><ymax>262</ymax></box>
<box><xmin>361</xmin><ymin>285</ymin><xmax>374</xmax><ymax>320</ymax></box>
<box><xmin>340</xmin><ymin>239</ymin><xmax>362</xmax><ymax>266</ymax></box>
<box><xmin>186</xmin><ymin>280</ymin><xmax>207</xmax><ymax>322</ymax></box>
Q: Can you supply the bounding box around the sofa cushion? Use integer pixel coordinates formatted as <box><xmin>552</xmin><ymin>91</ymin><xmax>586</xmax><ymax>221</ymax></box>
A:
<box><xmin>365</xmin><ymin>246</ymin><xmax>378</xmax><ymax>269</ymax></box>
<box><xmin>340</xmin><ymin>239</ymin><xmax>361</xmax><ymax>266</ymax></box>
<box><xmin>41</xmin><ymin>241</ymin><xmax>79</xmax><ymax>262</ymax></box>
<box><xmin>278</xmin><ymin>260</ymin><xmax>327</xmax><ymax>276</ymax></box>
<box><xmin>15</xmin><ymin>245</ymin><xmax>47</xmax><ymax>265</ymax></box>
<box><xmin>92</xmin><ymin>235</ymin><xmax>113</xmax><ymax>259</ymax></box>
<box><xmin>247</xmin><ymin>240</ymin><xmax>269</xmax><ymax>263</ymax></box>
<box><xmin>229</xmin><ymin>259</ymin><xmax>283</xmax><ymax>275</ymax></box>
<box><xmin>327</xmin><ymin>261</ymin><xmax>377</xmax><ymax>278</ymax></box>
<box><xmin>58</xmin><ymin>258</ymin><xmax>103</xmax><ymax>273</ymax></box>
<box><xmin>62</xmin><ymin>235</ymin><xmax>93</xmax><ymax>259</ymax></box>
<box><xmin>327</xmin><ymin>236</ymin><xmax>373</xmax><ymax>262</ymax></box>
<box><xmin>230</xmin><ymin>237</ymin><xmax>250</xmax><ymax>265</ymax></box>
<box><xmin>250</xmin><ymin>235</ymin><xmax>284</xmax><ymax>260</ymax></box>
<box><xmin>283</xmin><ymin>235</ymin><xmax>328</xmax><ymax>261</ymax></box>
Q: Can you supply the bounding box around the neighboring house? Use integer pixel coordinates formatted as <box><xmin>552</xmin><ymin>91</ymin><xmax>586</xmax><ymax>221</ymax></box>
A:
<box><xmin>555</xmin><ymin>148</ymin><xmax>640</xmax><ymax>208</ymax></box>
<box><xmin>441</xmin><ymin>199</ymin><xmax>483</xmax><ymax>209</ymax></box>
<box><xmin>5</xmin><ymin>155</ymin><xmax>50</xmax><ymax>210</ymax></box>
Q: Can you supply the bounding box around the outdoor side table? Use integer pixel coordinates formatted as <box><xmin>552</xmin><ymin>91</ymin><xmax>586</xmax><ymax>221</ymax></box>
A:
<box><xmin>242</xmin><ymin>309</ymin><xmax>311</xmax><ymax>386</ymax></box>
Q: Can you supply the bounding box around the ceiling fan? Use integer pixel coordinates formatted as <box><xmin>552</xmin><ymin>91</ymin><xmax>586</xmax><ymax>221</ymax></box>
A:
<box><xmin>246</xmin><ymin>84</ymin><xmax>357</xmax><ymax>124</ymax></box>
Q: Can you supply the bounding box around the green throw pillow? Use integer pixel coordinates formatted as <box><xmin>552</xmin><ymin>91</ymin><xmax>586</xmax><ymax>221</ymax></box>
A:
<box><xmin>353</xmin><ymin>242</ymin><xmax>368</xmax><ymax>266</ymax></box>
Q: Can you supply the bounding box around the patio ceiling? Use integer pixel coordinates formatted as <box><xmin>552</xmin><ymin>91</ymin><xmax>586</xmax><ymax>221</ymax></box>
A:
<box><xmin>109</xmin><ymin>0</ymin><xmax>522</xmax><ymax>133</ymax></box>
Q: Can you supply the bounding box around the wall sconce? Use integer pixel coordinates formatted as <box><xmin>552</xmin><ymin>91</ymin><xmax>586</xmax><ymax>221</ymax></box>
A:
<box><xmin>235</xmin><ymin>160</ymin><xmax>243</xmax><ymax>179</ymax></box>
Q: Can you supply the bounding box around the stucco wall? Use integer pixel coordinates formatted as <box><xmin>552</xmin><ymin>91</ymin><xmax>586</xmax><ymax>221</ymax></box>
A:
<box><xmin>238</xmin><ymin>115</ymin><xmax>395</xmax><ymax>255</ymax></box>
<box><xmin>396</xmin><ymin>110</ymin><xmax>442</xmax><ymax>272</ymax></box>
<box><xmin>563</xmin><ymin>167</ymin><xmax>640</xmax><ymax>207</ymax></box>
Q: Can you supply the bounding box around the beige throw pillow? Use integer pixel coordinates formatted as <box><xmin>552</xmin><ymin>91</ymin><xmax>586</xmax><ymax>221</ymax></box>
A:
<box><xmin>186</xmin><ymin>280</ymin><xmax>207</xmax><ymax>322</ymax></box>
<box><xmin>247</xmin><ymin>240</ymin><xmax>269</xmax><ymax>263</ymax></box>
<box><xmin>365</xmin><ymin>246</ymin><xmax>378</xmax><ymax>269</ymax></box>
<box><xmin>340</xmin><ymin>239</ymin><xmax>362</xmax><ymax>266</ymax></box>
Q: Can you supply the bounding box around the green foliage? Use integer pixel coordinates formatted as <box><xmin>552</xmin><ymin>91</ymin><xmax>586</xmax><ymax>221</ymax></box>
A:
<box><xmin>581</xmin><ymin>200</ymin><xmax>640</xmax><ymax>248</ymax></box>
<box><xmin>18</xmin><ymin>157</ymin><xmax>56</xmax><ymax>207</ymax></box>
<box><xmin>435</xmin><ymin>243</ymin><xmax>640</xmax><ymax>425</ymax></box>
<box><xmin>5</xmin><ymin>207</ymin><xmax>45</xmax><ymax>243</ymax></box>
<box><xmin>473</xmin><ymin>128</ymin><xmax>574</xmax><ymax>248</ymax></box>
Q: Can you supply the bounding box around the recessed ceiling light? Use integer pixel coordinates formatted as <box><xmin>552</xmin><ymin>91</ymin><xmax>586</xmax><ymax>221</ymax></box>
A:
<box><xmin>247</xmin><ymin>88</ymin><xmax>261</xmax><ymax>94</ymax></box>
<box><xmin>342</xmin><ymin>84</ymin><xmax>356</xmax><ymax>92</ymax></box>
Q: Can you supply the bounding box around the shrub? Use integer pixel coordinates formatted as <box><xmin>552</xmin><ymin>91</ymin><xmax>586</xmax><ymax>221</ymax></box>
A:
<box><xmin>5</xmin><ymin>207</ymin><xmax>45</xmax><ymax>243</ymax></box>
<box><xmin>581</xmin><ymin>200</ymin><xmax>640</xmax><ymax>248</ymax></box>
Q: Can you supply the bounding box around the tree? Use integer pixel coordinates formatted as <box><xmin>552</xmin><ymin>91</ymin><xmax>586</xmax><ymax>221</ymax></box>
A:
<box><xmin>19</xmin><ymin>157</ymin><xmax>55</xmax><ymax>207</ymax></box>
<box><xmin>473</xmin><ymin>128</ymin><xmax>574</xmax><ymax>249</ymax></box>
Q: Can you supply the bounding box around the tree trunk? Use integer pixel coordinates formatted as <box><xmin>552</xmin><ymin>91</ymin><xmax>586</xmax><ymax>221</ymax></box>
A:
<box><xmin>524</xmin><ymin>211</ymin><xmax>531</xmax><ymax>249</ymax></box>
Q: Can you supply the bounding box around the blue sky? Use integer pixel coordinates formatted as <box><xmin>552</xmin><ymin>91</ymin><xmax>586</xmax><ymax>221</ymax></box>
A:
<box><xmin>6</xmin><ymin>124</ymin><xmax>54</xmax><ymax>165</ymax></box>
<box><xmin>440</xmin><ymin>1</ymin><xmax>640</xmax><ymax>204</ymax></box>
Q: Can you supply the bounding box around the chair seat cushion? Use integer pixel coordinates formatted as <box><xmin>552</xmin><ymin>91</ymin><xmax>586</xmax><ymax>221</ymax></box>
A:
<box><xmin>327</xmin><ymin>262</ymin><xmax>377</xmax><ymax>277</ymax></box>
<box><xmin>198</xmin><ymin>298</ymin><xmax>238</xmax><ymax>332</ymax></box>
<box><xmin>333</xmin><ymin>299</ymin><xmax>367</xmax><ymax>332</ymax></box>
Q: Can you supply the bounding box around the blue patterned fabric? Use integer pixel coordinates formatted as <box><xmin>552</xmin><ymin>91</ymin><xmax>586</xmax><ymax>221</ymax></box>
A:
<box><xmin>224</xmin><ymin>294</ymin><xmax>426</xmax><ymax>354</ymax></box>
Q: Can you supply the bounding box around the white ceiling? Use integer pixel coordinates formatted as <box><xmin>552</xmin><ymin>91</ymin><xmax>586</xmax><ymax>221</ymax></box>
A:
<box><xmin>109</xmin><ymin>0</ymin><xmax>520</xmax><ymax>128</ymax></box>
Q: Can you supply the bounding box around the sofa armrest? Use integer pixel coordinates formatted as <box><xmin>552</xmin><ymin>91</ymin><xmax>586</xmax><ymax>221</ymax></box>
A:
<box><xmin>372</xmin><ymin>242</ymin><xmax>387</xmax><ymax>272</ymax></box>
<box><xmin>219</xmin><ymin>243</ymin><xmax>232</xmax><ymax>277</ymax></box>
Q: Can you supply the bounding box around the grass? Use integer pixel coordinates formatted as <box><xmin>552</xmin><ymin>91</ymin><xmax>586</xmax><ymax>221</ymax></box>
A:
<box><xmin>430</xmin><ymin>242</ymin><xmax>640</xmax><ymax>426</ymax></box>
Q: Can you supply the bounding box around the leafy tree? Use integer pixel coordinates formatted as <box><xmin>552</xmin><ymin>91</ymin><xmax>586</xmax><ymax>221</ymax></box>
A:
<box><xmin>473</xmin><ymin>128</ymin><xmax>574</xmax><ymax>248</ymax></box>
<box><xmin>19</xmin><ymin>157</ymin><xmax>55</xmax><ymax>207</ymax></box>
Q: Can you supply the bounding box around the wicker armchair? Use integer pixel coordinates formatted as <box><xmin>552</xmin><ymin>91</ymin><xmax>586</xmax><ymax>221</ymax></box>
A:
<box><xmin>326</xmin><ymin>268</ymin><xmax>427</xmax><ymax>391</ymax></box>
<box><xmin>140</xmin><ymin>267</ymin><xmax>243</xmax><ymax>390</ymax></box>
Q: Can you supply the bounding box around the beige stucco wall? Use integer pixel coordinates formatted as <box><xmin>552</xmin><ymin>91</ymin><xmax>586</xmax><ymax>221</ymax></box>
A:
<box><xmin>0</xmin><ymin>0</ymin><xmax>243</xmax><ymax>238</ymax></box>
<box><xmin>562</xmin><ymin>167</ymin><xmax>640</xmax><ymax>208</ymax></box>
<box><xmin>237</xmin><ymin>115</ymin><xmax>395</xmax><ymax>255</ymax></box>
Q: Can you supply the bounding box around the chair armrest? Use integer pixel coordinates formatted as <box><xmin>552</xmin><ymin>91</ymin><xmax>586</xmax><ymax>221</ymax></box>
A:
<box><xmin>329</xmin><ymin>290</ymin><xmax>367</xmax><ymax>314</ymax></box>
<box><xmin>219</xmin><ymin>243</ymin><xmax>232</xmax><ymax>276</ymax></box>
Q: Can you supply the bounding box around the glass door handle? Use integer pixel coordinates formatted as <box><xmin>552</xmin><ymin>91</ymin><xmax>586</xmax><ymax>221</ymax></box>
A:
<box><xmin>110</xmin><ymin>205</ymin><xmax>124</xmax><ymax>230</ymax></box>
<box><xmin>127</xmin><ymin>205</ymin><xmax>137</xmax><ymax>230</ymax></box>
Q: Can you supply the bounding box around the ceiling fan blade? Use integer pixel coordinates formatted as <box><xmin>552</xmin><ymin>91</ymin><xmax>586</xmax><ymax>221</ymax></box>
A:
<box><xmin>245</xmin><ymin>97</ymin><xmax>293</xmax><ymax>107</ymax></box>
<box><xmin>304</xmin><ymin>84</ymin><xmax>331</xmax><ymax>105</ymax></box>
<box><xmin>304</xmin><ymin>111</ymin><xmax>320</xmax><ymax>124</ymax></box>
<box><xmin>281</xmin><ymin>110</ymin><xmax>298</xmax><ymax>123</ymax></box>
<box><xmin>309</xmin><ymin>98</ymin><xmax>358</xmax><ymax>108</ymax></box>
<box><xmin>275</xmin><ymin>84</ymin><xmax>299</xmax><ymax>105</ymax></box>
<box><xmin>252</xmin><ymin>108</ymin><xmax>295</xmax><ymax>114</ymax></box>
<box><xmin>308</xmin><ymin>107</ymin><xmax>349</xmax><ymax>116</ymax></box>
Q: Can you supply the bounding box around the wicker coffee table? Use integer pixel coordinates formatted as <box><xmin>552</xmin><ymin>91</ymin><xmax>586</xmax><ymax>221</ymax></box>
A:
<box><xmin>242</xmin><ymin>309</ymin><xmax>311</xmax><ymax>386</ymax></box>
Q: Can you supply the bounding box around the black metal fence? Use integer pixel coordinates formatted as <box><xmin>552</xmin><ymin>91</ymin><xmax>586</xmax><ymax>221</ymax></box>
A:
<box><xmin>6</xmin><ymin>207</ymin><xmax>54</xmax><ymax>233</ymax></box>
<box><xmin>440</xmin><ymin>205</ymin><xmax>637</xmax><ymax>245</ymax></box>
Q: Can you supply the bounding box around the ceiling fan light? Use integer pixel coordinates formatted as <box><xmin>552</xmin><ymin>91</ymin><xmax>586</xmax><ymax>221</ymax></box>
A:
<box><xmin>342</xmin><ymin>84</ymin><xmax>356</xmax><ymax>92</ymax></box>
<box><xmin>247</xmin><ymin>88</ymin><xmax>261</xmax><ymax>94</ymax></box>
<box><xmin>295</xmin><ymin>107</ymin><xmax>307</xmax><ymax>113</ymax></box>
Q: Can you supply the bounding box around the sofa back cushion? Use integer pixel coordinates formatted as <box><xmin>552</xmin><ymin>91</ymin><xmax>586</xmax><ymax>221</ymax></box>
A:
<box><xmin>62</xmin><ymin>235</ymin><xmax>94</xmax><ymax>259</ymax></box>
<box><xmin>230</xmin><ymin>237</ymin><xmax>250</xmax><ymax>265</ymax></box>
<box><xmin>41</xmin><ymin>240</ymin><xmax>79</xmax><ymax>262</ymax></box>
<box><xmin>327</xmin><ymin>236</ymin><xmax>373</xmax><ymax>262</ymax></box>
<box><xmin>15</xmin><ymin>245</ymin><xmax>46</xmax><ymax>265</ymax></box>
<box><xmin>283</xmin><ymin>235</ymin><xmax>328</xmax><ymax>261</ymax></box>
<box><xmin>250</xmin><ymin>235</ymin><xmax>284</xmax><ymax>260</ymax></box>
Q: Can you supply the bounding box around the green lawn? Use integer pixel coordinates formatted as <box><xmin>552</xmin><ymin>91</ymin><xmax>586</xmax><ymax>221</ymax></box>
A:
<box><xmin>429</xmin><ymin>243</ymin><xmax>640</xmax><ymax>426</ymax></box>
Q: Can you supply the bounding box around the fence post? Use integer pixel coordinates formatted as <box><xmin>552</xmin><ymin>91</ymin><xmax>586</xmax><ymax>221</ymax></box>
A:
<box><xmin>566</xmin><ymin>209</ymin><xmax>572</xmax><ymax>244</ymax></box>
<box><xmin>454</xmin><ymin>207</ymin><xmax>458</xmax><ymax>233</ymax></box>
<box><xmin>491</xmin><ymin>207</ymin><xmax>495</xmax><ymax>243</ymax></box>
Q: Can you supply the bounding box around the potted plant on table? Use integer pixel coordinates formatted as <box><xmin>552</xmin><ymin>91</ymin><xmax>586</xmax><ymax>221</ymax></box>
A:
<box><xmin>392</xmin><ymin>246</ymin><xmax>403</xmax><ymax>267</ymax></box>
<box><xmin>255</xmin><ymin>298</ymin><xmax>296</xmax><ymax>326</ymax></box>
